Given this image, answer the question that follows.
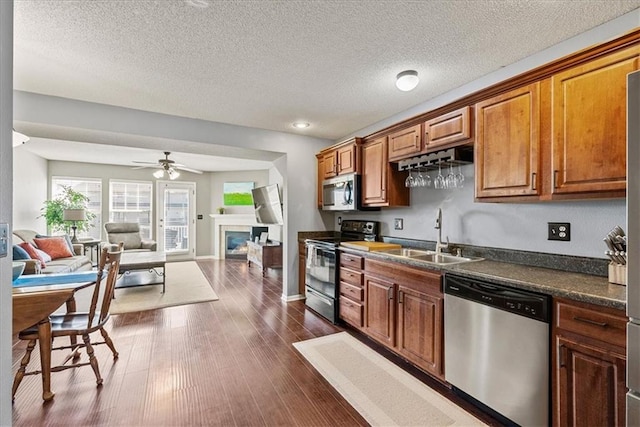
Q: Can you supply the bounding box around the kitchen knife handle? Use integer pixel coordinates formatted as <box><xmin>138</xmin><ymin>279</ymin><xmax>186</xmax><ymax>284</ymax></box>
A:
<box><xmin>573</xmin><ymin>316</ymin><xmax>608</xmax><ymax>328</ymax></box>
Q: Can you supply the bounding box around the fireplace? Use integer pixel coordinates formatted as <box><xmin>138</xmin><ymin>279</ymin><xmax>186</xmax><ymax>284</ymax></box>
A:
<box><xmin>225</xmin><ymin>230</ymin><xmax>250</xmax><ymax>259</ymax></box>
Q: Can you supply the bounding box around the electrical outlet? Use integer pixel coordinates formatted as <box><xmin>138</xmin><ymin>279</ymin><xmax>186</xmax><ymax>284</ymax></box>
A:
<box><xmin>394</xmin><ymin>218</ymin><xmax>404</xmax><ymax>230</ymax></box>
<box><xmin>548</xmin><ymin>222</ymin><xmax>570</xmax><ymax>241</ymax></box>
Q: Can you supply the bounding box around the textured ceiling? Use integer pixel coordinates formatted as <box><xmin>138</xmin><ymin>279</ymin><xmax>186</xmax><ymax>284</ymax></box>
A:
<box><xmin>12</xmin><ymin>0</ymin><xmax>640</xmax><ymax>167</ymax></box>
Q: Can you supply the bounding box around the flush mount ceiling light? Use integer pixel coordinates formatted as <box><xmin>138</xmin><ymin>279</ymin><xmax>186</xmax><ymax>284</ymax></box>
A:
<box><xmin>395</xmin><ymin>70</ymin><xmax>419</xmax><ymax>92</ymax></box>
<box><xmin>292</xmin><ymin>122</ymin><xmax>310</xmax><ymax>129</ymax></box>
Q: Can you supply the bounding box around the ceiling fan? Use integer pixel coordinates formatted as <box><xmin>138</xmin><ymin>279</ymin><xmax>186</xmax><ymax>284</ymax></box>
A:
<box><xmin>132</xmin><ymin>151</ymin><xmax>203</xmax><ymax>179</ymax></box>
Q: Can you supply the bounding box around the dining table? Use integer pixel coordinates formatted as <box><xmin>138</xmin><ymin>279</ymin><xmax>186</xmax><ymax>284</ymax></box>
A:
<box><xmin>12</xmin><ymin>271</ymin><xmax>100</xmax><ymax>401</ymax></box>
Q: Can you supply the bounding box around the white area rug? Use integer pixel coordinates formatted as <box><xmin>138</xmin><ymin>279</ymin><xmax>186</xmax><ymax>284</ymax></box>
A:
<box><xmin>293</xmin><ymin>332</ymin><xmax>486</xmax><ymax>427</ymax></box>
<box><xmin>110</xmin><ymin>261</ymin><xmax>218</xmax><ymax>314</ymax></box>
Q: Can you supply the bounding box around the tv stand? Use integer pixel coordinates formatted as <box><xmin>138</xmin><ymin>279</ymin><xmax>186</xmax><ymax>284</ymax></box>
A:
<box><xmin>247</xmin><ymin>241</ymin><xmax>282</xmax><ymax>276</ymax></box>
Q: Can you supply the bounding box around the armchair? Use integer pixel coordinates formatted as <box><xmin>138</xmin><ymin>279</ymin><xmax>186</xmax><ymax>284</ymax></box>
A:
<box><xmin>104</xmin><ymin>223</ymin><xmax>157</xmax><ymax>252</ymax></box>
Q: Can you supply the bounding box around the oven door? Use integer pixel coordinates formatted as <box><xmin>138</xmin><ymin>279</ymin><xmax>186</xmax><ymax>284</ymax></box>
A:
<box><xmin>305</xmin><ymin>243</ymin><xmax>337</xmax><ymax>298</ymax></box>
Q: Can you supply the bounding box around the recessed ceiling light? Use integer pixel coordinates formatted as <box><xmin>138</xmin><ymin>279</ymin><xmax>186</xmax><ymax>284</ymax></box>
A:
<box><xmin>292</xmin><ymin>122</ymin><xmax>310</xmax><ymax>129</ymax></box>
<box><xmin>185</xmin><ymin>0</ymin><xmax>210</xmax><ymax>8</ymax></box>
<box><xmin>396</xmin><ymin>70</ymin><xmax>419</xmax><ymax>91</ymax></box>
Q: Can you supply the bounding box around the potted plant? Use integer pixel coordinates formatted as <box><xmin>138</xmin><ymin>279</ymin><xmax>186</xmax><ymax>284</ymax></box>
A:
<box><xmin>217</xmin><ymin>207</ymin><xmax>225</xmax><ymax>215</ymax></box>
<box><xmin>39</xmin><ymin>185</ymin><xmax>95</xmax><ymax>234</ymax></box>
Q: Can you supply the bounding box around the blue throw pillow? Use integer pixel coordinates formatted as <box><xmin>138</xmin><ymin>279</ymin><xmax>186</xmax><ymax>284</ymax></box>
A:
<box><xmin>12</xmin><ymin>244</ymin><xmax>30</xmax><ymax>260</ymax></box>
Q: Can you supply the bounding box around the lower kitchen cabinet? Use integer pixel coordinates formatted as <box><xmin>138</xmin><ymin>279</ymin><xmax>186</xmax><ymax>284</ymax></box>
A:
<box><xmin>362</xmin><ymin>258</ymin><xmax>444</xmax><ymax>380</ymax></box>
<box><xmin>553</xmin><ymin>298</ymin><xmax>627</xmax><ymax>427</ymax></box>
<box><xmin>339</xmin><ymin>252</ymin><xmax>365</xmax><ymax>329</ymax></box>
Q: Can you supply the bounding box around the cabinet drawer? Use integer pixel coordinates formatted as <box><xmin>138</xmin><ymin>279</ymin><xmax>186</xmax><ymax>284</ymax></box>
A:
<box><xmin>340</xmin><ymin>253</ymin><xmax>363</xmax><ymax>270</ymax></box>
<box><xmin>340</xmin><ymin>267</ymin><xmax>362</xmax><ymax>286</ymax></box>
<box><xmin>339</xmin><ymin>297</ymin><xmax>363</xmax><ymax>327</ymax></box>
<box><xmin>340</xmin><ymin>282</ymin><xmax>363</xmax><ymax>301</ymax></box>
<box><xmin>556</xmin><ymin>300</ymin><xmax>627</xmax><ymax>348</ymax></box>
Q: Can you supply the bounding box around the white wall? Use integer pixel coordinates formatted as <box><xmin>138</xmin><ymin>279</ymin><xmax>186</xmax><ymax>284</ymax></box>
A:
<box><xmin>0</xmin><ymin>2</ymin><xmax>11</xmax><ymax>424</ymax></box>
<box><xmin>337</xmin><ymin>164</ymin><xmax>624</xmax><ymax>259</ymax></box>
<box><xmin>13</xmin><ymin>145</ymin><xmax>47</xmax><ymax>231</ymax></box>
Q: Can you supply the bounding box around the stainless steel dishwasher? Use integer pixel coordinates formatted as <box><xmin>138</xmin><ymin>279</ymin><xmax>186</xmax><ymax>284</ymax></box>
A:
<box><xmin>444</xmin><ymin>274</ymin><xmax>550</xmax><ymax>427</ymax></box>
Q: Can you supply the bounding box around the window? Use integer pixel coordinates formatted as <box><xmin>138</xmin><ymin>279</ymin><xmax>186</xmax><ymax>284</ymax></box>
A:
<box><xmin>51</xmin><ymin>177</ymin><xmax>102</xmax><ymax>240</ymax></box>
<box><xmin>109</xmin><ymin>180</ymin><xmax>153</xmax><ymax>239</ymax></box>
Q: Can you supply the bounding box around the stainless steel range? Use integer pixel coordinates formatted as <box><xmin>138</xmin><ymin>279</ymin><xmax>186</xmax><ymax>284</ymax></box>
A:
<box><xmin>304</xmin><ymin>220</ymin><xmax>379</xmax><ymax>323</ymax></box>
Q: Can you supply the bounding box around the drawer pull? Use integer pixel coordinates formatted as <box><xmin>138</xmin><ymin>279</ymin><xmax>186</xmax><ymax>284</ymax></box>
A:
<box><xmin>573</xmin><ymin>316</ymin><xmax>608</xmax><ymax>328</ymax></box>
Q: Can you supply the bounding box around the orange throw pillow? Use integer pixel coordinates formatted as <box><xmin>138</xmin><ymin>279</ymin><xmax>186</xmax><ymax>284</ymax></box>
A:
<box><xmin>18</xmin><ymin>242</ymin><xmax>46</xmax><ymax>268</ymax></box>
<box><xmin>34</xmin><ymin>237</ymin><xmax>75</xmax><ymax>260</ymax></box>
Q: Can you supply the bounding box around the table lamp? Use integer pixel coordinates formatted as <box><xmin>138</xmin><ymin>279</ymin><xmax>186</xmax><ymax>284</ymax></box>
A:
<box><xmin>63</xmin><ymin>208</ymin><xmax>86</xmax><ymax>243</ymax></box>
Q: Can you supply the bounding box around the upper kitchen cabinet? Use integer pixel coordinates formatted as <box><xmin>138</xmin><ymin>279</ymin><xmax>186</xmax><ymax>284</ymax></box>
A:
<box><xmin>319</xmin><ymin>137</ymin><xmax>362</xmax><ymax>179</ymax></box>
<box><xmin>388</xmin><ymin>124</ymin><xmax>423</xmax><ymax>162</ymax></box>
<box><xmin>424</xmin><ymin>106</ymin><xmax>473</xmax><ymax>151</ymax></box>
<box><xmin>550</xmin><ymin>44</ymin><xmax>639</xmax><ymax>197</ymax></box>
<box><xmin>361</xmin><ymin>136</ymin><xmax>410</xmax><ymax>207</ymax></box>
<box><xmin>475</xmin><ymin>83</ymin><xmax>541</xmax><ymax>199</ymax></box>
<box><xmin>316</xmin><ymin>153</ymin><xmax>324</xmax><ymax>208</ymax></box>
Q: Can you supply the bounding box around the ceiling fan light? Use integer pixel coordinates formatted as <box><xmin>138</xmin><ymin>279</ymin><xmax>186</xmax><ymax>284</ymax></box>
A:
<box><xmin>168</xmin><ymin>168</ymin><xmax>180</xmax><ymax>180</ymax></box>
<box><xmin>153</xmin><ymin>169</ymin><xmax>165</xmax><ymax>179</ymax></box>
<box><xmin>395</xmin><ymin>70</ymin><xmax>419</xmax><ymax>91</ymax></box>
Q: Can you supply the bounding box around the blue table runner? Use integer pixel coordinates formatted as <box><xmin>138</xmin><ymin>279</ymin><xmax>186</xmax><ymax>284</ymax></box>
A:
<box><xmin>13</xmin><ymin>271</ymin><xmax>102</xmax><ymax>288</ymax></box>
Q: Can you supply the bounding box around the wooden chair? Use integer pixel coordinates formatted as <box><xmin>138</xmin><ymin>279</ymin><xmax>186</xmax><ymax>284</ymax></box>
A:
<box><xmin>12</xmin><ymin>242</ymin><xmax>124</xmax><ymax>399</ymax></box>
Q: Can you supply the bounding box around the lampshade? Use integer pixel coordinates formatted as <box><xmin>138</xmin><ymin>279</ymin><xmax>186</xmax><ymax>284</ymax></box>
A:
<box><xmin>168</xmin><ymin>168</ymin><xmax>180</xmax><ymax>180</ymax></box>
<box><xmin>153</xmin><ymin>169</ymin><xmax>165</xmax><ymax>179</ymax></box>
<box><xmin>63</xmin><ymin>208</ymin><xmax>86</xmax><ymax>222</ymax></box>
<box><xmin>395</xmin><ymin>70</ymin><xmax>419</xmax><ymax>91</ymax></box>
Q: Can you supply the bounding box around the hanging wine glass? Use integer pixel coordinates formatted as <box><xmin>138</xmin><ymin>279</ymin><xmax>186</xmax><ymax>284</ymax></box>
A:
<box><xmin>455</xmin><ymin>164</ymin><xmax>464</xmax><ymax>188</ymax></box>
<box><xmin>405</xmin><ymin>169</ymin><xmax>415</xmax><ymax>188</ymax></box>
<box><xmin>446</xmin><ymin>163</ymin><xmax>456</xmax><ymax>188</ymax></box>
<box><xmin>434</xmin><ymin>162</ymin><xmax>445</xmax><ymax>189</ymax></box>
<box><xmin>420</xmin><ymin>167</ymin><xmax>431</xmax><ymax>187</ymax></box>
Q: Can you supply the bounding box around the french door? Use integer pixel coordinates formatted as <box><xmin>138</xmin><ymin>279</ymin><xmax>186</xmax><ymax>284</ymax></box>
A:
<box><xmin>156</xmin><ymin>181</ymin><xmax>196</xmax><ymax>260</ymax></box>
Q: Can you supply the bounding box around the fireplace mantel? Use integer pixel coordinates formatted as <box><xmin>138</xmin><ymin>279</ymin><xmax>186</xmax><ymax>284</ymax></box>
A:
<box><xmin>209</xmin><ymin>214</ymin><xmax>259</xmax><ymax>259</ymax></box>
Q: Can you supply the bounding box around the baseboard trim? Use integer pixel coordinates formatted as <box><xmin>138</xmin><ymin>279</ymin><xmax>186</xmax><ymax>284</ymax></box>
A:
<box><xmin>281</xmin><ymin>293</ymin><xmax>305</xmax><ymax>303</ymax></box>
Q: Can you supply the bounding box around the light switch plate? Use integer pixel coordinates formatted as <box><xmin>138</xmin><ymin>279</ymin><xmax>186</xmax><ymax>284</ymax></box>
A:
<box><xmin>394</xmin><ymin>218</ymin><xmax>404</xmax><ymax>230</ymax></box>
<box><xmin>0</xmin><ymin>223</ymin><xmax>8</xmax><ymax>257</ymax></box>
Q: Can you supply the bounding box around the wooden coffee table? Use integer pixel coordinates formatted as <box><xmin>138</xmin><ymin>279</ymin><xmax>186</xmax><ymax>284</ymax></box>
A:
<box><xmin>115</xmin><ymin>251</ymin><xmax>166</xmax><ymax>293</ymax></box>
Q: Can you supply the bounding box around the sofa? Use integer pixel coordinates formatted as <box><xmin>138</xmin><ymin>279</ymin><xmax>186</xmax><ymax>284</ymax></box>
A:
<box><xmin>12</xmin><ymin>229</ymin><xmax>93</xmax><ymax>275</ymax></box>
<box><xmin>104</xmin><ymin>222</ymin><xmax>157</xmax><ymax>252</ymax></box>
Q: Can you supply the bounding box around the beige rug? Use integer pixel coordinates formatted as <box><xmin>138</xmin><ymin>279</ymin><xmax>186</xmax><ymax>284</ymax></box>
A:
<box><xmin>293</xmin><ymin>332</ymin><xmax>486</xmax><ymax>427</ymax></box>
<box><xmin>110</xmin><ymin>261</ymin><xmax>218</xmax><ymax>314</ymax></box>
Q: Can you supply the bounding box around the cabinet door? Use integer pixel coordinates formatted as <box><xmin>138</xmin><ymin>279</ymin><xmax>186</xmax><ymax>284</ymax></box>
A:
<box><xmin>396</xmin><ymin>285</ymin><xmax>443</xmax><ymax>379</ymax></box>
<box><xmin>316</xmin><ymin>155</ymin><xmax>324</xmax><ymax>208</ymax></box>
<box><xmin>475</xmin><ymin>82</ymin><xmax>541</xmax><ymax>198</ymax></box>
<box><xmin>556</xmin><ymin>335</ymin><xmax>626</xmax><ymax>427</ymax></box>
<box><xmin>321</xmin><ymin>150</ymin><xmax>337</xmax><ymax>179</ymax></box>
<box><xmin>388</xmin><ymin>124</ymin><xmax>422</xmax><ymax>162</ymax></box>
<box><xmin>425</xmin><ymin>106</ymin><xmax>472</xmax><ymax>151</ymax></box>
<box><xmin>551</xmin><ymin>45</ymin><xmax>639</xmax><ymax>195</ymax></box>
<box><xmin>364</xmin><ymin>274</ymin><xmax>395</xmax><ymax>348</ymax></box>
<box><xmin>336</xmin><ymin>143</ymin><xmax>357</xmax><ymax>175</ymax></box>
<box><xmin>362</xmin><ymin>137</ymin><xmax>388</xmax><ymax>205</ymax></box>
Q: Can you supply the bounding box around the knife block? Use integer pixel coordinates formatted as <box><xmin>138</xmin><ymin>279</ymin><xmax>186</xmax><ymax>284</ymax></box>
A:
<box><xmin>608</xmin><ymin>263</ymin><xmax>627</xmax><ymax>286</ymax></box>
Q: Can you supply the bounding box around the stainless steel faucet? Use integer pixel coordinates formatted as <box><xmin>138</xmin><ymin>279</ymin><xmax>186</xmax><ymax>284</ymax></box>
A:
<box><xmin>435</xmin><ymin>208</ymin><xmax>449</xmax><ymax>255</ymax></box>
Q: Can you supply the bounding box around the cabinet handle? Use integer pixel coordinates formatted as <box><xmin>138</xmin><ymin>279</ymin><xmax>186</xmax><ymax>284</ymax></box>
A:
<box><xmin>553</xmin><ymin>170</ymin><xmax>559</xmax><ymax>188</ymax></box>
<box><xmin>559</xmin><ymin>344</ymin><xmax>567</xmax><ymax>368</ymax></box>
<box><xmin>531</xmin><ymin>172</ymin><xmax>536</xmax><ymax>191</ymax></box>
<box><xmin>398</xmin><ymin>291</ymin><xmax>403</xmax><ymax>304</ymax></box>
<box><xmin>573</xmin><ymin>316</ymin><xmax>608</xmax><ymax>328</ymax></box>
<box><xmin>388</xmin><ymin>287</ymin><xmax>393</xmax><ymax>300</ymax></box>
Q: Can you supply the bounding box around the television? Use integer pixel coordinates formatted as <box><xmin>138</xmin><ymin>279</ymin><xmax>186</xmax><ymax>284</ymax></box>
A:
<box><xmin>251</xmin><ymin>184</ymin><xmax>284</xmax><ymax>225</ymax></box>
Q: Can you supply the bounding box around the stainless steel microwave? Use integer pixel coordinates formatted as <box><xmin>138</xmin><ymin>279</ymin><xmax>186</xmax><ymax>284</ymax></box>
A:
<box><xmin>322</xmin><ymin>173</ymin><xmax>361</xmax><ymax>211</ymax></box>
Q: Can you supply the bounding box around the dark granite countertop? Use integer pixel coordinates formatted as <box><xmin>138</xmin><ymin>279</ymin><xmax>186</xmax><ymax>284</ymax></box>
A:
<box><xmin>337</xmin><ymin>246</ymin><xmax>626</xmax><ymax>311</ymax></box>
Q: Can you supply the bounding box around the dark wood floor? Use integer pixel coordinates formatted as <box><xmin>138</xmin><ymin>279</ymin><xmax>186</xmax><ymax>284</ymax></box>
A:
<box><xmin>12</xmin><ymin>259</ymin><xmax>500</xmax><ymax>426</ymax></box>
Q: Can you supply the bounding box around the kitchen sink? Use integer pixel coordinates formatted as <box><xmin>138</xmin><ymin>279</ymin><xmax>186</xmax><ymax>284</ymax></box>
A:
<box><xmin>373</xmin><ymin>247</ymin><xmax>482</xmax><ymax>265</ymax></box>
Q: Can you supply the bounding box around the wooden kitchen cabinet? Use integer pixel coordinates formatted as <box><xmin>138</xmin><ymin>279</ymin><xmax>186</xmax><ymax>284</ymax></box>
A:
<box><xmin>363</xmin><ymin>258</ymin><xmax>444</xmax><ymax>379</ymax></box>
<box><xmin>550</xmin><ymin>45</ymin><xmax>639</xmax><ymax>196</ymax></box>
<box><xmin>339</xmin><ymin>252</ymin><xmax>364</xmax><ymax>329</ymax></box>
<box><xmin>388</xmin><ymin>124</ymin><xmax>423</xmax><ymax>162</ymax></box>
<box><xmin>553</xmin><ymin>298</ymin><xmax>627</xmax><ymax>427</ymax></box>
<box><xmin>475</xmin><ymin>82</ymin><xmax>541</xmax><ymax>199</ymax></box>
<box><xmin>319</xmin><ymin>138</ymin><xmax>361</xmax><ymax>179</ymax></box>
<box><xmin>316</xmin><ymin>154</ymin><xmax>324</xmax><ymax>208</ymax></box>
<box><xmin>424</xmin><ymin>106</ymin><xmax>473</xmax><ymax>151</ymax></box>
<box><xmin>361</xmin><ymin>136</ymin><xmax>410</xmax><ymax>207</ymax></box>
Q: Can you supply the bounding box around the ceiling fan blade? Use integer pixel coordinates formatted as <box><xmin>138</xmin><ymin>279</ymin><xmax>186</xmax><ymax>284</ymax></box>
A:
<box><xmin>131</xmin><ymin>165</ymin><xmax>161</xmax><ymax>170</ymax></box>
<box><xmin>175</xmin><ymin>165</ymin><xmax>203</xmax><ymax>174</ymax></box>
<box><xmin>132</xmin><ymin>160</ymin><xmax>159</xmax><ymax>165</ymax></box>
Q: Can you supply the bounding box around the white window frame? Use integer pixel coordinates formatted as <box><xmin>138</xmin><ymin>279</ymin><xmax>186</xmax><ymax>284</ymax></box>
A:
<box><xmin>109</xmin><ymin>179</ymin><xmax>154</xmax><ymax>240</ymax></box>
<box><xmin>51</xmin><ymin>176</ymin><xmax>102</xmax><ymax>240</ymax></box>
